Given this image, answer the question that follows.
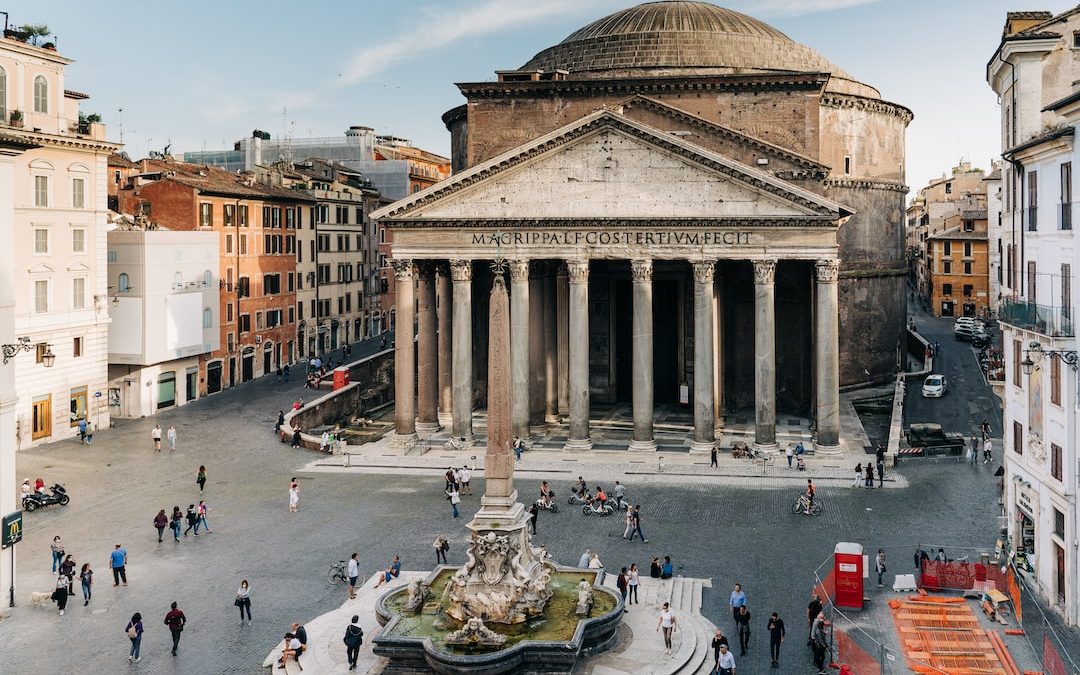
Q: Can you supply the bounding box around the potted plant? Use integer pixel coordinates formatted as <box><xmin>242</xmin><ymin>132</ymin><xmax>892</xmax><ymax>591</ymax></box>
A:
<box><xmin>9</xmin><ymin>110</ymin><xmax>23</xmax><ymax>128</ymax></box>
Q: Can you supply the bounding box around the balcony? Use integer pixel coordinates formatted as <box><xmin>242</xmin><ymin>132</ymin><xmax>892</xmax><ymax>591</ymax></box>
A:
<box><xmin>998</xmin><ymin>300</ymin><xmax>1074</xmax><ymax>337</ymax></box>
<box><xmin>1027</xmin><ymin>206</ymin><xmax>1038</xmax><ymax>231</ymax></box>
<box><xmin>1060</xmin><ymin>202</ymin><xmax>1073</xmax><ymax>231</ymax></box>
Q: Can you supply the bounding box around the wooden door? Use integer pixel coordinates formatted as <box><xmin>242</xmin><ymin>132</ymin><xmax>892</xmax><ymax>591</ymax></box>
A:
<box><xmin>1056</xmin><ymin>543</ymin><xmax>1066</xmax><ymax>605</ymax></box>
<box><xmin>31</xmin><ymin>395</ymin><xmax>51</xmax><ymax>440</ymax></box>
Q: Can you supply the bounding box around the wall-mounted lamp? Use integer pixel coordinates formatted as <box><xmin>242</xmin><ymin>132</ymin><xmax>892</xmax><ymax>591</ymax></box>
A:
<box><xmin>1021</xmin><ymin>341</ymin><xmax>1078</xmax><ymax>376</ymax></box>
<box><xmin>2</xmin><ymin>337</ymin><xmax>54</xmax><ymax>367</ymax></box>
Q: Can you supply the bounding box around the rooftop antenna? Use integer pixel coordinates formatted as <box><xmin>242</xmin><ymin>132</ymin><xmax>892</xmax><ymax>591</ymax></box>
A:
<box><xmin>117</xmin><ymin>108</ymin><xmax>124</xmax><ymax>145</ymax></box>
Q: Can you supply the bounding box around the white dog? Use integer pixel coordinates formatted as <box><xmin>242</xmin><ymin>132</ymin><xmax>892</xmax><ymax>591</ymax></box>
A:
<box><xmin>28</xmin><ymin>591</ymin><xmax>53</xmax><ymax>608</ymax></box>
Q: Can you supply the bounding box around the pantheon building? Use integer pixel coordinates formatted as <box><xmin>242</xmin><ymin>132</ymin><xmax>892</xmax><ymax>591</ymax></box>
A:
<box><xmin>372</xmin><ymin>1</ymin><xmax>911</xmax><ymax>453</ymax></box>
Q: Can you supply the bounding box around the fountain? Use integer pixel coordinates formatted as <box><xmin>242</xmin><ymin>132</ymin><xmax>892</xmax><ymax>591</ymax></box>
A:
<box><xmin>373</xmin><ymin>264</ymin><xmax>622</xmax><ymax>674</ymax></box>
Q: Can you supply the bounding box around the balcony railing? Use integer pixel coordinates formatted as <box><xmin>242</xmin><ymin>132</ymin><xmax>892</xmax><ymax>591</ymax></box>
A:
<box><xmin>998</xmin><ymin>299</ymin><xmax>1074</xmax><ymax>337</ymax></box>
<box><xmin>1061</xmin><ymin>202</ymin><xmax>1072</xmax><ymax>231</ymax></box>
<box><xmin>1027</xmin><ymin>206</ymin><xmax>1038</xmax><ymax>231</ymax></box>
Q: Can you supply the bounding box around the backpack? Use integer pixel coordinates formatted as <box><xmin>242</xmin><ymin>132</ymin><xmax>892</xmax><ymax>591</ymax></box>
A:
<box><xmin>344</xmin><ymin>624</ymin><xmax>364</xmax><ymax>647</ymax></box>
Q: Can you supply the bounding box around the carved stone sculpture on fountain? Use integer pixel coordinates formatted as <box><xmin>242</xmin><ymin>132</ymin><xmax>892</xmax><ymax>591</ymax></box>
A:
<box><xmin>444</xmin><ymin>263</ymin><xmax>555</xmax><ymax>625</ymax></box>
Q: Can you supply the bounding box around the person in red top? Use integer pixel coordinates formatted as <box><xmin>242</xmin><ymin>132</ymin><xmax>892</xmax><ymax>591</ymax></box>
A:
<box><xmin>804</xmin><ymin>479</ymin><xmax>816</xmax><ymax>515</ymax></box>
<box><xmin>164</xmin><ymin>602</ymin><xmax>187</xmax><ymax>655</ymax></box>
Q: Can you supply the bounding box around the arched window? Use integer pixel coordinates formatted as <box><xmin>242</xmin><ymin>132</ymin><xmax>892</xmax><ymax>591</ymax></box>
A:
<box><xmin>202</xmin><ymin>269</ymin><xmax>212</xmax><ymax>287</ymax></box>
<box><xmin>118</xmin><ymin>273</ymin><xmax>129</xmax><ymax>292</ymax></box>
<box><xmin>174</xmin><ymin>272</ymin><xmax>183</xmax><ymax>288</ymax></box>
<box><xmin>202</xmin><ymin>307</ymin><xmax>212</xmax><ymax>328</ymax></box>
<box><xmin>33</xmin><ymin>75</ymin><xmax>48</xmax><ymax>114</ymax></box>
<box><xmin>0</xmin><ymin>66</ymin><xmax>7</xmax><ymax>122</ymax></box>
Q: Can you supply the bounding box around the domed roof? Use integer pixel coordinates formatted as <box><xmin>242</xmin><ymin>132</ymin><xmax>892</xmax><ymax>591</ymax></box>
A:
<box><xmin>521</xmin><ymin>1</ymin><xmax>878</xmax><ymax>98</ymax></box>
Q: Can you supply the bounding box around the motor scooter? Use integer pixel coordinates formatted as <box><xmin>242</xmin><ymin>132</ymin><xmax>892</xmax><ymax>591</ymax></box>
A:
<box><xmin>22</xmin><ymin>483</ymin><xmax>69</xmax><ymax>511</ymax></box>
<box><xmin>567</xmin><ymin>491</ymin><xmax>591</xmax><ymax>506</ymax></box>
<box><xmin>534</xmin><ymin>497</ymin><xmax>558</xmax><ymax>513</ymax></box>
<box><xmin>582</xmin><ymin>500</ymin><xmax>615</xmax><ymax>516</ymax></box>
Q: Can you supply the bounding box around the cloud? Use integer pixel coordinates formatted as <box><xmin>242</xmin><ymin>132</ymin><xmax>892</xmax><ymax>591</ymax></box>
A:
<box><xmin>339</xmin><ymin>0</ymin><xmax>614</xmax><ymax>84</ymax></box>
<box><xmin>731</xmin><ymin>0</ymin><xmax>883</xmax><ymax>17</ymax></box>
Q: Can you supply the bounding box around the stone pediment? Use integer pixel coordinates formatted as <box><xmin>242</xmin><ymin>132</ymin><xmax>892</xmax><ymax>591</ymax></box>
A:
<box><xmin>373</xmin><ymin>110</ymin><xmax>850</xmax><ymax>225</ymax></box>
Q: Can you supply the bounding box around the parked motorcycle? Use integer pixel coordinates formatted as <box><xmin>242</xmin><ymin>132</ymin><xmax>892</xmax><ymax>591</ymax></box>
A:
<box><xmin>22</xmin><ymin>483</ymin><xmax>69</xmax><ymax>512</ymax></box>
<box><xmin>534</xmin><ymin>497</ymin><xmax>558</xmax><ymax>514</ymax></box>
<box><xmin>582</xmin><ymin>500</ymin><xmax>615</xmax><ymax>516</ymax></box>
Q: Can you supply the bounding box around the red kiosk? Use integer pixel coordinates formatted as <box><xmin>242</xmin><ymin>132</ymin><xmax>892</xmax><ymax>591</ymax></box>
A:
<box><xmin>332</xmin><ymin>366</ymin><xmax>351</xmax><ymax>390</ymax></box>
<box><xmin>834</xmin><ymin>542</ymin><xmax>865</xmax><ymax>610</ymax></box>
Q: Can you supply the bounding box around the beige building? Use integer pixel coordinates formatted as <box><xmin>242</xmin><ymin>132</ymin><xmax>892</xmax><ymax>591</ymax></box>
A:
<box><xmin>1</xmin><ymin>34</ymin><xmax>119</xmax><ymax>448</ymax></box>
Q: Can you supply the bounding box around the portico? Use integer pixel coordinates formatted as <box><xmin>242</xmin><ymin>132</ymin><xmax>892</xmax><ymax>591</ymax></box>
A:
<box><xmin>373</xmin><ymin>109</ymin><xmax>851</xmax><ymax>452</ymax></box>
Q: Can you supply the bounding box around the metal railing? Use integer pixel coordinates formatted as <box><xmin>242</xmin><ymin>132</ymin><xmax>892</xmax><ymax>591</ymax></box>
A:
<box><xmin>998</xmin><ymin>299</ymin><xmax>1074</xmax><ymax>337</ymax></box>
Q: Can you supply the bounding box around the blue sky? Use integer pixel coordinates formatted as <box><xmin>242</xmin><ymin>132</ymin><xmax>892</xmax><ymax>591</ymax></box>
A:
<box><xmin>30</xmin><ymin>0</ymin><xmax>1078</xmax><ymax>194</ymax></box>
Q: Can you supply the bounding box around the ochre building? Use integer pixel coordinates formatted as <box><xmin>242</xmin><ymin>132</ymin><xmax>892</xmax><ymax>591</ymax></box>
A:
<box><xmin>373</xmin><ymin>1</ymin><xmax>911</xmax><ymax>452</ymax></box>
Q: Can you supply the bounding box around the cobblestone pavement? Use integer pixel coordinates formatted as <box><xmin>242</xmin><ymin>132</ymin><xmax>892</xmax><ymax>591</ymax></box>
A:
<box><xmin>3</xmin><ymin>332</ymin><xmax>1060</xmax><ymax>674</ymax></box>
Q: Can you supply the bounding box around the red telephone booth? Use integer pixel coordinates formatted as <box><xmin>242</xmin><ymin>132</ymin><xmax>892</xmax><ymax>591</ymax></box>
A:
<box><xmin>332</xmin><ymin>366</ymin><xmax>351</xmax><ymax>390</ymax></box>
<box><xmin>834</xmin><ymin>542</ymin><xmax>864</xmax><ymax>610</ymax></box>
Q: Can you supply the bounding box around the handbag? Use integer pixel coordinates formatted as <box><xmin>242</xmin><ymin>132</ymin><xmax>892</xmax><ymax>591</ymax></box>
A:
<box><xmin>234</xmin><ymin>597</ymin><xmax>243</xmax><ymax>607</ymax></box>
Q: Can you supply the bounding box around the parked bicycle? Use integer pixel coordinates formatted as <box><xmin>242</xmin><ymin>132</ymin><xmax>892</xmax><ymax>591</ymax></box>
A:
<box><xmin>792</xmin><ymin>493</ymin><xmax>823</xmax><ymax>516</ymax></box>
<box><xmin>328</xmin><ymin>560</ymin><xmax>350</xmax><ymax>585</ymax></box>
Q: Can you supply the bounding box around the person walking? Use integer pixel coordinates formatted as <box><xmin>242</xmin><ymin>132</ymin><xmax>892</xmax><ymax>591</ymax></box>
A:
<box><xmin>152</xmin><ymin>424</ymin><xmax>162</xmax><ymax>451</ymax></box>
<box><xmin>289</xmin><ymin>483</ymin><xmax>300</xmax><ymax>513</ymax></box>
<box><xmin>983</xmin><ymin>437</ymin><xmax>993</xmax><ymax>463</ymax></box>
<box><xmin>126</xmin><ymin>612</ymin><xmax>144</xmax><ymax>662</ymax></box>
<box><xmin>52</xmin><ymin>573</ymin><xmax>69</xmax><ymax>615</ymax></box>
<box><xmin>348</xmin><ymin>552</ymin><xmax>360</xmax><ymax>600</ymax></box>
<box><xmin>528</xmin><ymin>502</ymin><xmax>538</xmax><ymax>534</ymax></box>
<box><xmin>78</xmin><ymin>418</ymin><xmax>87</xmax><ymax>444</ymax></box>
<box><xmin>627</xmin><ymin>563</ymin><xmax>640</xmax><ymax>605</ymax></box>
<box><xmin>622</xmin><ymin>507</ymin><xmax>634</xmax><ymax>539</ymax></box>
<box><xmin>710</xmin><ymin>445</ymin><xmax>718</xmax><ymax>468</ymax></box>
<box><xmin>236</xmin><ymin>580</ymin><xmax>252</xmax><ymax>624</ymax></box>
<box><xmin>197</xmin><ymin>500</ymin><xmax>212</xmax><ymax>533</ymax></box>
<box><xmin>109</xmin><ymin>544</ymin><xmax>128</xmax><ymax>586</ymax></box>
<box><xmin>184</xmin><ymin>504</ymin><xmax>199</xmax><ymax>536</ymax></box>
<box><xmin>170</xmin><ymin>506</ymin><xmax>183</xmax><ymax>542</ymax></box>
<box><xmin>970</xmin><ymin>434</ymin><xmax>980</xmax><ymax>464</ymax></box>
<box><xmin>50</xmin><ymin>535</ymin><xmax>64</xmax><ymax>573</ymax></box>
<box><xmin>460</xmin><ymin>466</ymin><xmax>472</xmax><ymax>495</ymax></box>
<box><xmin>876</xmin><ymin>457</ymin><xmax>885</xmax><ymax>487</ymax></box>
<box><xmin>715</xmin><ymin>643</ymin><xmax>737</xmax><ymax>674</ymax></box>
<box><xmin>864</xmin><ymin>462</ymin><xmax>874</xmax><ymax>488</ymax></box>
<box><xmin>786</xmin><ymin>443</ymin><xmax>794</xmax><ymax>468</ymax></box>
<box><xmin>434</xmin><ymin>536</ymin><xmax>449</xmax><ymax>565</ymax></box>
<box><xmin>735</xmin><ymin>605</ymin><xmax>751</xmax><ymax>656</ymax></box>
<box><xmin>85</xmin><ymin>420</ymin><xmax>94</xmax><ymax>444</ymax></box>
<box><xmin>876</xmin><ymin>549</ymin><xmax>887</xmax><ymax>588</ymax></box>
<box><xmin>283</xmin><ymin>364</ymin><xmax>290</xmax><ymax>382</ymax></box>
<box><xmin>449</xmin><ymin>484</ymin><xmax>461</xmax><ymax>518</ymax></box>
<box><xmin>196</xmin><ymin>466</ymin><xmax>207</xmax><ymax>494</ymax></box>
<box><xmin>711</xmin><ymin>628</ymin><xmax>730</xmax><ymax>671</ymax></box>
<box><xmin>167</xmin><ymin>425</ymin><xmax>177</xmax><ymax>451</ymax></box>
<box><xmin>629</xmin><ymin>505</ymin><xmax>648</xmax><ymax>543</ymax></box>
<box><xmin>276</xmin><ymin>411</ymin><xmax>285</xmax><ymax>434</ymax></box>
<box><xmin>767</xmin><ymin>612</ymin><xmax>785</xmax><ymax>668</ymax></box>
<box><xmin>853</xmin><ymin>463</ymin><xmax>862</xmax><ymax>488</ymax></box>
<box><xmin>656</xmin><ymin>601</ymin><xmax>677</xmax><ymax>655</ymax></box>
<box><xmin>811</xmin><ymin>611</ymin><xmax>829</xmax><ymax>674</ymax></box>
<box><xmin>344</xmin><ymin>614</ymin><xmax>364</xmax><ymax>670</ymax></box>
<box><xmin>729</xmin><ymin>583</ymin><xmax>747</xmax><ymax>626</ymax></box>
<box><xmin>164</xmin><ymin>601</ymin><xmax>186</xmax><ymax>655</ymax></box>
<box><xmin>806</xmin><ymin>593</ymin><xmax>823</xmax><ymax>643</ymax></box>
<box><xmin>60</xmin><ymin>554</ymin><xmax>76</xmax><ymax>595</ymax></box>
<box><xmin>79</xmin><ymin>563</ymin><xmax>93</xmax><ymax>606</ymax></box>
<box><xmin>153</xmin><ymin>509</ymin><xmax>168</xmax><ymax>543</ymax></box>
<box><xmin>616</xmin><ymin>567</ymin><xmax>628</xmax><ymax>605</ymax></box>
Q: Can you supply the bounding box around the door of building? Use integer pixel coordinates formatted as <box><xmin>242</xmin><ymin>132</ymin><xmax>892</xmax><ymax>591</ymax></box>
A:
<box><xmin>31</xmin><ymin>395</ymin><xmax>51</xmax><ymax>440</ymax></box>
<box><xmin>242</xmin><ymin>350</ymin><xmax>254</xmax><ymax>382</ymax></box>
<box><xmin>157</xmin><ymin>372</ymin><xmax>176</xmax><ymax>409</ymax></box>
<box><xmin>263</xmin><ymin>344</ymin><xmax>272</xmax><ymax>376</ymax></box>
<box><xmin>1056</xmin><ymin>543</ymin><xmax>1066</xmax><ymax>605</ymax></box>
<box><xmin>963</xmin><ymin>302</ymin><xmax>976</xmax><ymax>317</ymax></box>
<box><xmin>207</xmin><ymin>362</ymin><xmax>222</xmax><ymax>394</ymax></box>
<box><xmin>941</xmin><ymin>301</ymin><xmax>955</xmax><ymax>317</ymax></box>
<box><xmin>185</xmin><ymin>367</ymin><xmax>198</xmax><ymax>401</ymax></box>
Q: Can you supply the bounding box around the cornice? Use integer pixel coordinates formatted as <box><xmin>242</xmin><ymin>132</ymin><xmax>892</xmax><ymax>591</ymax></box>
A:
<box><xmin>820</xmin><ymin>92</ymin><xmax>913</xmax><ymax>124</ymax></box>
<box><xmin>456</xmin><ymin>72</ymin><xmax>830</xmax><ymax>98</ymax></box>
<box><xmin>387</xmin><ymin>216</ymin><xmax>838</xmax><ymax>229</ymax></box>
<box><xmin>824</xmin><ymin>177</ymin><xmax>909</xmax><ymax>194</ymax></box>
<box><xmin>1</xmin><ymin>127</ymin><xmax>121</xmax><ymax>153</ymax></box>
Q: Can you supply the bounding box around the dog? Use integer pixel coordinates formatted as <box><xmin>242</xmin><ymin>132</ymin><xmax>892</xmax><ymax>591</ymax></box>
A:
<box><xmin>28</xmin><ymin>591</ymin><xmax>54</xmax><ymax>608</ymax></box>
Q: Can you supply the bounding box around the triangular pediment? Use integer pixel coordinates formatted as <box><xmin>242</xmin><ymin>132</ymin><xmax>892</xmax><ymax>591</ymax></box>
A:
<box><xmin>373</xmin><ymin>110</ymin><xmax>849</xmax><ymax>224</ymax></box>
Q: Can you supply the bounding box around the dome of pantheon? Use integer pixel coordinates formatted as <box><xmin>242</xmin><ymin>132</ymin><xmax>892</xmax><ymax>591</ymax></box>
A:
<box><xmin>521</xmin><ymin>1</ymin><xmax>879</xmax><ymax>98</ymax></box>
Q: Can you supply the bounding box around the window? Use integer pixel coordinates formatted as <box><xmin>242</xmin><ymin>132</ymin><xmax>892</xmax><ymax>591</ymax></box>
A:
<box><xmin>1062</xmin><ymin>162</ymin><xmax>1072</xmax><ymax>230</ymax></box>
<box><xmin>288</xmin><ymin>306</ymin><xmax>295</xmax><ymax>324</ymax></box>
<box><xmin>199</xmin><ymin>202</ymin><xmax>212</xmax><ymax>228</ymax></box>
<box><xmin>963</xmin><ymin>242</ymin><xmax>972</xmax><ymax>257</ymax></box>
<box><xmin>942</xmin><ymin>260</ymin><xmax>952</xmax><ymax>274</ymax></box>
<box><xmin>239</xmin><ymin>234</ymin><xmax>247</xmax><ymax>255</ymax></box>
<box><xmin>173</xmin><ymin>272</ymin><xmax>183</xmax><ymax>289</ymax></box>
<box><xmin>225</xmin><ymin>234</ymin><xmax>233</xmax><ymax>254</ymax></box>
<box><xmin>72</xmin><ymin>177</ymin><xmax>85</xmax><ymax>209</ymax></box>
<box><xmin>118</xmin><ymin>273</ymin><xmax>130</xmax><ymax>292</ymax></box>
<box><xmin>1051</xmin><ymin>354</ymin><xmax>1061</xmax><ymax>405</ymax></box>
<box><xmin>287</xmin><ymin>272</ymin><xmax>294</xmax><ymax>292</ymax></box>
<box><xmin>33</xmin><ymin>75</ymin><xmax>48</xmax><ymax>113</ymax></box>
<box><xmin>1074</xmin><ymin>31</ymin><xmax>1080</xmax><ymax>49</ymax></box>
<box><xmin>256</xmin><ymin>311</ymin><xmax>264</xmax><ymax>330</ymax></box>
<box><xmin>963</xmin><ymin>285</ymin><xmax>972</xmax><ymax>297</ymax></box>
<box><xmin>843</xmin><ymin>156</ymin><xmax>851</xmax><ymax>175</ymax></box>
<box><xmin>226</xmin><ymin>303</ymin><xmax>233</xmax><ymax>322</ymax></box>
<box><xmin>286</xmin><ymin>208</ymin><xmax>295</xmax><ymax>229</ymax></box>
<box><xmin>224</xmin><ymin>204</ymin><xmax>235</xmax><ymax>227</ymax></box>
<box><xmin>35</xmin><ymin>343</ymin><xmax>47</xmax><ymax>363</ymax></box>
<box><xmin>945</xmin><ymin>181</ymin><xmax>953</xmax><ymax>194</ymax></box>
<box><xmin>237</xmin><ymin>276</ymin><xmax>250</xmax><ymax>298</ymax></box>
<box><xmin>34</xmin><ymin>279</ymin><xmax>48</xmax><ymax>313</ymax></box>
<box><xmin>1063</xmin><ymin>264</ymin><xmax>1071</xmax><ymax>319</ymax></box>
<box><xmin>297</xmin><ymin>301</ymin><xmax>303</xmax><ymax>321</ymax></box>
<box><xmin>69</xmin><ymin>386</ymin><xmax>87</xmax><ymax>426</ymax></box>
<box><xmin>0</xmin><ymin>66</ymin><xmax>6</xmax><ymax>121</ymax></box>
<box><xmin>1013</xmin><ymin>420</ymin><xmax>1023</xmax><ymax>455</ymax></box>
<box><xmin>238</xmin><ymin>314</ymin><xmax>251</xmax><ymax>333</ymax></box>
<box><xmin>1051</xmin><ymin>444</ymin><xmax>1063</xmax><ymax>482</ymax></box>
<box><xmin>238</xmin><ymin>205</ymin><xmax>248</xmax><ymax>227</ymax></box>
<box><xmin>964</xmin><ymin>261</ymin><xmax>972</xmax><ymax>275</ymax></box>
<box><xmin>1028</xmin><ymin>171</ymin><xmax>1039</xmax><ymax>230</ymax></box>
<box><xmin>1013</xmin><ymin>340</ymin><xmax>1022</xmax><ymax>387</ymax></box>
<box><xmin>34</xmin><ymin>228</ymin><xmax>48</xmax><ymax>254</ymax></box>
<box><xmin>227</xmin><ymin>333</ymin><xmax>235</xmax><ymax>352</ymax></box>
<box><xmin>203</xmin><ymin>270</ymin><xmax>212</xmax><ymax>287</ymax></box>
<box><xmin>72</xmin><ymin>336</ymin><xmax>83</xmax><ymax>358</ymax></box>
<box><xmin>34</xmin><ymin>175</ymin><xmax>48</xmax><ymax>207</ymax></box>
<box><xmin>943</xmin><ymin>241</ymin><xmax>952</xmax><ymax>256</ymax></box>
<box><xmin>72</xmin><ymin>228</ymin><xmax>85</xmax><ymax>253</ymax></box>
<box><xmin>942</xmin><ymin>283</ymin><xmax>953</xmax><ymax>296</ymax></box>
<box><xmin>71</xmin><ymin>277</ymin><xmax>85</xmax><ymax>309</ymax></box>
<box><xmin>202</xmin><ymin>307</ymin><xmax>213</xmax><ymax>328</ymax></box>
<box><xmin>1028</xmin><ymin>261</ymin><xmax>1037</xmax><ymax>303</ymax></box>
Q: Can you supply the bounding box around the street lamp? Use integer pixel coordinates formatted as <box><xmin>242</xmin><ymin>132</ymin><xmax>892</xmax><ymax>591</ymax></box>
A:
<box><xmin>41</xmin><ymin>344</ymin><xmax>55</xmax><ymax>368</ymax></box>
<box><xmin>1022</xmin><ymin>341</ymin><xmax>1078</xmax><ymax>375</ymax></box>
<box><xmin>2</xmin><ymin>337</ymin><xmax>55</xmax><ymax>367</ymax></box>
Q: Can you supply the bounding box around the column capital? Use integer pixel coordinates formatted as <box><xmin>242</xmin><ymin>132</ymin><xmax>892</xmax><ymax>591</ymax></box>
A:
<box><xmin>508</xmin><ymin>259</ymin><xmax>530</xmax><ymax>282</ymax></box>
<box><xmin>752</xmin><ymin>259</ymin><xmax>776</xmax><ymax>285</ymax></box>
<box><xmin>630</xmin><ymin>259</ymin><xmax>653</xmax><ymax>283</ymax></box>
<box><xmin>692</xmin><ymin>260</ymin><xmax>716</xmax><ymax>286</ymax></box>
<box><xmin>815</xmin><ymin>259</ymin><xmax>840</xmax><ymax>283</ymax></box>
<box><xmin>390</xmin><ymin>258</ymin><xmax>414</xmax><ymax>281</ymax></box>
<box><xmin>449</xmin><ymin>259</ymin><xmax>473</xmax><ymax>283</ymax></box>
<box><xmin>566</xmin><ymin>260</ymin><xmax>590</xmax><ymax>283</ymax></box>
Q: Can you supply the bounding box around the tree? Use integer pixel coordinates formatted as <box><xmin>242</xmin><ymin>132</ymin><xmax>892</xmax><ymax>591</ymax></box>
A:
<box><xmin>18</xmin><ymin>24</ymin><xmax>50</xmax><ymax>46</ymax></box>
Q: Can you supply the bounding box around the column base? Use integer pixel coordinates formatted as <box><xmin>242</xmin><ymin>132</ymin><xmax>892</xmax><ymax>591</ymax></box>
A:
<box><xmin>544</xmin><ymin>414</ymin><xmax>561</xmax><ymax>424</ymax></box>
<box><xmin>447</xmin><ymin>435</ymin><xmax>475</xmax><ymax>450</ymax></box>
<box><xmin>628</xmin><ymin>438</ymin><xmax>657</xmax><ymax>452</ymax></box>
<box><xmin>416</xmin><ymin>421</ymin><xmax>441</xmax><ymax>436</ymax></box>
<box><xmin>529</xmin><ymin>424</ymin><xmax>549</xmax><ymax>435</ymax></box>
<box><xmin>689</xmin><ymin>440</ymin><xmax>716</xmax><ymax>454</ymax></box>
<box><xmin>754</xmin><ymin>441</ymin><xmax>779</xmax><ymax>453</ymax></box>
<box><xmin>389</xmin><ymin>432</ymin><xmax>418</xmax><ymax>450</ymax></box>
<box><xmin>814</xmin><ymin>442</ymin><xmax>842</xmax><ymax>456</ymax></box>
<box><xmin>563</xmin><ymin>438</ymin><xmax>593</xmax><ymax>451</ymax></box>
<box><xmin>438</xmin><ymin>412</ymin><xmax>453</xmax><ymax>427</ymax></box>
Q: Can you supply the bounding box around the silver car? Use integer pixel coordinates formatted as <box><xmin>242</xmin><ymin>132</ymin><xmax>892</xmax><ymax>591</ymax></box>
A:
<box><xmin>921</xmin><ymin>374</ymin><xmax>947</xmax><ymax>398</ymax></box>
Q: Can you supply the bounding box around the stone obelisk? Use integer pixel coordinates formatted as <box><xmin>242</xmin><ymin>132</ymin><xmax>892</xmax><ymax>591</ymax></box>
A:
<box><xmin>445</xmin><ymin>266</ymin><xmax>552</xmax><ymax>624</ymax></box>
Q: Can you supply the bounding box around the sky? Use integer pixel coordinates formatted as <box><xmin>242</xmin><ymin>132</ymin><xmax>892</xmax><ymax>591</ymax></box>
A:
<box><xmin>27</xmin><ymin>0</ymin><xmax>1080</xmax><ymax>196</ymax></box>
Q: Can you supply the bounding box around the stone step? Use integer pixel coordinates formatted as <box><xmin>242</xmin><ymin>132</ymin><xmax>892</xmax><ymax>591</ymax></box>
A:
<box><xmin>680</xmin><ymin>577</ymin><xmax>693</xmax><ymax>615</ymax></box>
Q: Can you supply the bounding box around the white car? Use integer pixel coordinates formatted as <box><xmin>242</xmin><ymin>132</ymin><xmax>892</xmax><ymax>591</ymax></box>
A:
<box><xmin>921</xmin><ymin>374</ymin><xmax>947</xmax><ymax>398</ymax></box>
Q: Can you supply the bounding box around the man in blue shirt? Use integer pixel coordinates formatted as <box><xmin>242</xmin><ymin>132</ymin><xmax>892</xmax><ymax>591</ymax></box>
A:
<box><xmin>729</xmin><ymin>583</ymin><xmax>746</xmax><ymax>626</ymax></box>
<box><xmin>110</xmin><ymin>544</ymin><xmax>128</xmax><ymax>586</ymax></box>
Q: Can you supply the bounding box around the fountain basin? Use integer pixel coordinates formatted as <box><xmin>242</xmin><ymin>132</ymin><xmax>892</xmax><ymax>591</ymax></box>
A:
<box><xmin>373</xmin><ymin>566</ymin><xmax>622</xmax><ymax>674</ymax></box>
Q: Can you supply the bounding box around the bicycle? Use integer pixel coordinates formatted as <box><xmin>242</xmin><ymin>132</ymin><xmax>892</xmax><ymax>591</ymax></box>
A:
<box><xmin>328</xmin><ymin>560</ymin><xmax>349</xmax><ymax>585</ymax></box>
<box><xmin>792</xmin><ymin>493</ymin><xmax>823</xmax><ymax>516</ymax></box>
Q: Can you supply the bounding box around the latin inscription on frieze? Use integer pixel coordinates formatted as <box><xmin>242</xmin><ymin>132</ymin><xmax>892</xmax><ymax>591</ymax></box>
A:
<box><xmin>470</xmin><ymin>230</ymin><xmax>753</xmax><ymax>247</ymax></box>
